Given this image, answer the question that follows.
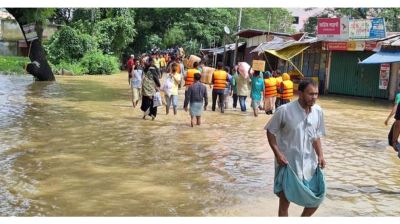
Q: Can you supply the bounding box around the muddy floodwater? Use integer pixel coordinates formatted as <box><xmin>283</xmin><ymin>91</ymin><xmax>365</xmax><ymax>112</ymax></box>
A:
<box><xmin>1</xmin><ymin>73</ymin><xmax>400</xmax><ymax>216</ymax></box>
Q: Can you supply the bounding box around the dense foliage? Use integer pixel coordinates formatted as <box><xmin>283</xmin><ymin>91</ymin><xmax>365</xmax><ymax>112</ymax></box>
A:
<box><xmin>0</xmin><ymin>55</ymin><xmax>29</xmax><ymax>74</ymax></box>
<box><xmin>80</xmin><ymin>50</ymin><xmax>119</xmax><ymax>75</ymax></box>
<box><xmin>241</xmin><ymin>8</ymin><xmax>296</xmax><ymax>33</ymax></box>
<box><xmin>6</xmin><ymin>8</ymin><xmax>298</xmax><ymax>75</ymax></box>
<box><xmin>45</xmin><ymin>26</ymin><xmax>97</xmax><ymax>64</ymax></box>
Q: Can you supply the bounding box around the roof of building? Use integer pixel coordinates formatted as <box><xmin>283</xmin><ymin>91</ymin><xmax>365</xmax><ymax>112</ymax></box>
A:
<box><xmin>200</xmin><ymin>42</ymin><xmax>246</xmax><ymax>55</ymax></box>
<box><xmin>234</xmin><ymin>29</ymin><xmax>291</xmax><ymax>38</ymax></box>
<box><xmin>250</xmin><ymin>35</ymin><xmax>317</xmax><ymax>54</ymax></box>
<box><xmin>0</xmin><ymin>10</ymin><xmax>14</xmax><ymax>20</ymax></box>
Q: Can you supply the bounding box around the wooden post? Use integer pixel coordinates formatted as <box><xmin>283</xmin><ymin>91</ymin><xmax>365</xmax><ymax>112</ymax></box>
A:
<box><xmin>324</xmin><ymin>51</ymin><xmax>332</xmax><ymax>94</ymax></box>
<box><xmin>389</xmin><ymin>62</ymin><xmax>400</xmax><ymax>100</ymax></box>
<box><xmin>300</xmin><ymin>51</ymin><xmax>304</xmax><ymax>72</ymax></box>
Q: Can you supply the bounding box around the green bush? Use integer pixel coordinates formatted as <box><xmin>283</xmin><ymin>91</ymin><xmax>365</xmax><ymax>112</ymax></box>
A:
<box><xmin>51</xmin><ymin>61</ymin><xmax>88</xmax><ymax>75</ymax></box>
<box><xmin>45</xmin><ymin>26</ymin><xmax>97</xmax><ymax>64</ymax></box>
<box><xmin>0</xmin><ymin>55</ymin><xmax>29</xmax><ymax>74</ymax></box>
<box><xmin>80</xmin><ymin>51</ymin><xmax>119</xmax><ymax>75</ymax></box>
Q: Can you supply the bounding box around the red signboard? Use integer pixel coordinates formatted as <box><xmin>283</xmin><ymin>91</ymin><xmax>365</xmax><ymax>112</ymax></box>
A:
<box><xmin>365</xmin><ymin>41</ymin><xmax>378</xmax><ymax>51</ymax></box>
<box><xmin>325</xmin><ymin>42</ymin><xmax>348</xmax><ymax>51</ymax></box>
<box><xmin>317</xmin><ymin>18</ymin><xmax>341</xmax><ymax>35</ymax></box>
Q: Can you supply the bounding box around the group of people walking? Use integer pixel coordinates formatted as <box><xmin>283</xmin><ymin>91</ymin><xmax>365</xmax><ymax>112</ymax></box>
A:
<box><xmin>126</xmin><ymin>53</ymin><xmax>295</xmax><ymax>122</ymax></box>
<box><xmin>127</xmin><ymin>53</ymin><xmax>327</xmax><ymax>217</ymax></box>
<box><xmin>207</xmin><ymin>62</ymin><xmax>294</xmax><ymax>117</ymax></box>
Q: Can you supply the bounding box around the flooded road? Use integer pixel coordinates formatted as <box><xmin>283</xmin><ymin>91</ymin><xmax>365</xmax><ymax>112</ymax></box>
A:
<box><xmin>1</xmin><ymin>73</ymin><xmax>399</xmax><ymax>216</ymax></box>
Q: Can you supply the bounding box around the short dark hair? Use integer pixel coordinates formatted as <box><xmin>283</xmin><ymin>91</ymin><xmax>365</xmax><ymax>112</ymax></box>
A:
<box><xmin>193</xmin><ymin>62</ymin><xmax>199</xmax><ymax>68</ymax></box>
<box><xmin>217</xmin><ymin>62</ymin><xmax>224</xmax><ymax>69</ymax></box>
<box><xmin>171</xmin><ymin>63</ymin><xmax>178</xmax><ymax>73</ymax></box>
<box><xmin>298</xmin><ymin>79</ymin><xmax>318</xmax><ymax>92</ymax></box>
<box><xmin>224</xmin><ymin>66</ymin><xmax>230</xmax><ymax>72</ymax></box>
<box><xmin>194</xmin><ymin>73</ymin><xmax>201</xmax><ymax>81</ymax></box>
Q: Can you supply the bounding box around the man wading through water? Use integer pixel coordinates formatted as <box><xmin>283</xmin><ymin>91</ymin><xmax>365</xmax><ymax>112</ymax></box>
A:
<box><xmin>265</xmin><ymin>79</ymin><xmax>327</xmax><ymax>217</ymax></box>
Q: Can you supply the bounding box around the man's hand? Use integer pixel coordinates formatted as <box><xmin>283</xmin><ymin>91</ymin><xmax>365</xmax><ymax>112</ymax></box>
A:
<box><xmin>384</xmin><ymin>119</ymin><xmax>389</xmax><ymax>126</ymax></box>
<box><xmin>276</xmin><ymin>152</ymin><xmax>288</xmax><ymax>166</ymax></box>
<box><xmin>184</xmin><ymin>107</ymin><xmax>188</xmax><ymax>112</ymax></box>
<box><xmin>318</xmin><ymin>156</ymin><xmax>326</xmax><ymax>169</ymax></box>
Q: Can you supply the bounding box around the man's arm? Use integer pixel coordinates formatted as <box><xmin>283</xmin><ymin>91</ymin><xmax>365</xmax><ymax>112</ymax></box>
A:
<box><xmin>313</xmin><ymin>138</ymin><xmax>326</xmax><ymax>169</ymax></box>
<box><xmin>203</xmin><ymin>85</ymin><xmax>208</xmax><ymax>109</ymax></box>
<box><xmin>385</xmin><ymin>104</ymin><xmax>398</xmax><ymax>126</ymax></box>
<box><xmin>391</xmin><ymin>100</ymin><xmax>400</xmax><ymax>151</ymax></box>
<box><xmin>210</xmin><ymin>73</ymin><xmax>214</xmax><ymax>89</ymax></box>
<box><xmin>392</xmin><ymin>120</ymin><xmax>400</xmax><ymax>152</ymax></box>
<box><xmin>266</xmin><ymin>130</ymin><xmax>288</xmax><ymax>166</ymax></box>
<box><xmin>183</xmin><ymin>87</ymin><xmax>191</xmax><ymax>110</ymax></box>
<box><xmin>152</xmin><ymin>70</ymin><xmax>161</xmax><ymax>88</ymax></box>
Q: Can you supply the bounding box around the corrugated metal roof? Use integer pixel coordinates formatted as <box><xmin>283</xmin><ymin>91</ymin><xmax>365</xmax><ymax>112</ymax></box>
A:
<box><xmin>200</xmin><ymin>42</ymin><xmax>245</xmax><ymax>55</ymax></box>
<box><xmin>233</xmin><ymin>29</ymin><xmax>291</xmax><ymax>38</ymax></box>
<box><xmin>250</xmin><ymin>37</ymin><xmax>317</xmax><ymax>54</ymax></box>
<box><xmin>359</xmin><ymin>51</ymin><xmax>400</xmax><ymax>64</ymax></box>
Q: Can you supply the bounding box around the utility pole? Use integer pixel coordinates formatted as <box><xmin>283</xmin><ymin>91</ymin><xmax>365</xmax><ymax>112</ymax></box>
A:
<box><xmin>233</xmin><ymin>8</ymin><xmax>243</xmax><ymax>66</ymax></box>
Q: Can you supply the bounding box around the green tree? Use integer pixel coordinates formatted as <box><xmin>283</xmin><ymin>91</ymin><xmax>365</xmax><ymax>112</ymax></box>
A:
<box><xmin>71</xmin><ymin>8</ymin><xmax>136</xmax><ymax>57</ymax></box>
<box><xmin>6</xmin><ymin>8</ymin><xmax>56</xmax><ymax>81</ymax></box>
<box><xmin>130</xmin><ymin>8</ymin><xmax>236</xmax><ymax>54</ymax></box>
<box><xmin>163</xmin><ymin>25</ymin><xmax>186</xmax><ymax>47</ymax></box>
<box><xmin>241</xmin><ymin>8</ymin><xmax>295</xmax><ymax>33</ymax></box>
<box><xmin>45</xmin><ymin>26</ymin><xmax>97</xmax><ymax>64</ymax></box>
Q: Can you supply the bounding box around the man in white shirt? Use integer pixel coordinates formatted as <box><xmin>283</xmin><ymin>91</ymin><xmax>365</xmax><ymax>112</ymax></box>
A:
<box><xmin>265</xmin><ymin>79</ymin><xmax>326</xmax><ymax>217</ymax></box>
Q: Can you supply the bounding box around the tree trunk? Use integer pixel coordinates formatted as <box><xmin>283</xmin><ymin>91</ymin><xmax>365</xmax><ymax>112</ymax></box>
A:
<box><xmin>6</xmin><ymin>9</ymin><xmax>55</xmax><ymax>81</ymax></box>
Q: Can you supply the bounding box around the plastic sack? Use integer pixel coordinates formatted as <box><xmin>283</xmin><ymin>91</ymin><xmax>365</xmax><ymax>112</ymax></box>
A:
<box><xmin>153</xmin><ymin>92</ymin><xmax>163</xmax><ymax>107</ymax></box>
<box><xmin>238</xmin><ymin>62</ymin><xmax>251</xmax><ymax>79</ymax></box>
<box><xmin>161</xmin><ymin>75</ymin><xmax>174</xmax><ymax>97</ymax></box>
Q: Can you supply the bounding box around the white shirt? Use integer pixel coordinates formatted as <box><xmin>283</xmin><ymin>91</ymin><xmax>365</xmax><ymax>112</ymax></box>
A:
<box><xmin>131</xmin><ymin>69</ymin><xmax>143</xmax><ymax>88</ymax></box>
<box><xmin>265</xmin><ymin>99</ymin><xmax>326</xmax><ymax>181</ymax></box>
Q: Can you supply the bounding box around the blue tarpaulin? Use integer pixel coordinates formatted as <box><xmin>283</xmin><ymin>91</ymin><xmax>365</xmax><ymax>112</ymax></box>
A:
<box><xmin>359</xmin><ymin>51</ymin><xmax>400</xmax><ymax>64</ymax></box>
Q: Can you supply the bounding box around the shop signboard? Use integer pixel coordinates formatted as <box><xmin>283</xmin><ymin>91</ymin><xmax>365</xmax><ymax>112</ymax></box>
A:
<box><xmin>22</xmin><ymin>23</ymin><xmax>38</xmax><ymax>42</ymax></box>
<box><xmin>317</xmin><ymin>18</ymin><xmax>340</xmax><ymax>35</ymax></box>
<box><xmin>252</xmin><ymin>60</ymin><xmax>266</xmax><ymax>72</ymax></box>
<box><xmin>324</xmin><ymin>42</ymin><xmax>348</xmax><ymax>51</ymax></box>
<box><xmin>379</xmin><ymin>63</ymin><xmax>390</xmax><ymax>90</ymax></box>
<box><xmin>370</xmin><ymin>18</ymin><xmax>386</xmax><ymax>39</ymax></box>
<box><xmin>349</xmin><ymin>19</ymin><xmax>371</xmax><ymax>39</ymax></box>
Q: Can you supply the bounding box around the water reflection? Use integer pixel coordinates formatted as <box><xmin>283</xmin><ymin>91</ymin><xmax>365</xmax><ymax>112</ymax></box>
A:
<box><xmin>0</xmin><ymin>74</ymin><xmax>399</xmax><ymax>216</ymax></box>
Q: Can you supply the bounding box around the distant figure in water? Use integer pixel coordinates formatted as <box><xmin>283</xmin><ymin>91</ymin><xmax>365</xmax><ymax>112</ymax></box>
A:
<box><xmin>384</xmin><ymin>85</ymin><xmax>400</xmax><ymax>126</ymax></box>
<box><xmin>184</xmin><ymin>73</ymin><xmax>208</xmax><ymax>127</ymax></box>
<box><xmin>141</xmin><ymin>58</ymin><xmax>161</xmax><ymax>120</ymax></box>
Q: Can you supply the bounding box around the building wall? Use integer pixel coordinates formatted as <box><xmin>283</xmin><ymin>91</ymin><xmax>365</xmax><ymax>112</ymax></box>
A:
<box><xmin>0</xmin><ymin>41</ymin><xmax>17</xmax><ymax>55</ymax></box>
<box><xmin>328</xmin><ymin>51</ymin><xmax>388</xmax><ymax>99</ymax></box>
<box><xmin>1</xmin><ymin>19</ymin><xmax>24</xmax><ymax>41</ymax></box>
<box><xmin>246</xmin><ymin>35</ymin><xmax>266</xmax><ymax>48</ymax></box>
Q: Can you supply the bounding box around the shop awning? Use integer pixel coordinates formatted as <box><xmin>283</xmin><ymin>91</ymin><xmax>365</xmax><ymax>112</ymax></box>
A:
<box><xmin>359</xmin><ymin>51</ymin><xmax>400</xmax><ymax>64</ymax></box>
<box><xmin>265</xmin><ymin>44</ymin><xmax>310</xmax><ymax>77</ymax></box>
<box><xmin>265</xmin><ymin>44</ymin><xmax>310</xmax><ymax>61</ymax></box>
